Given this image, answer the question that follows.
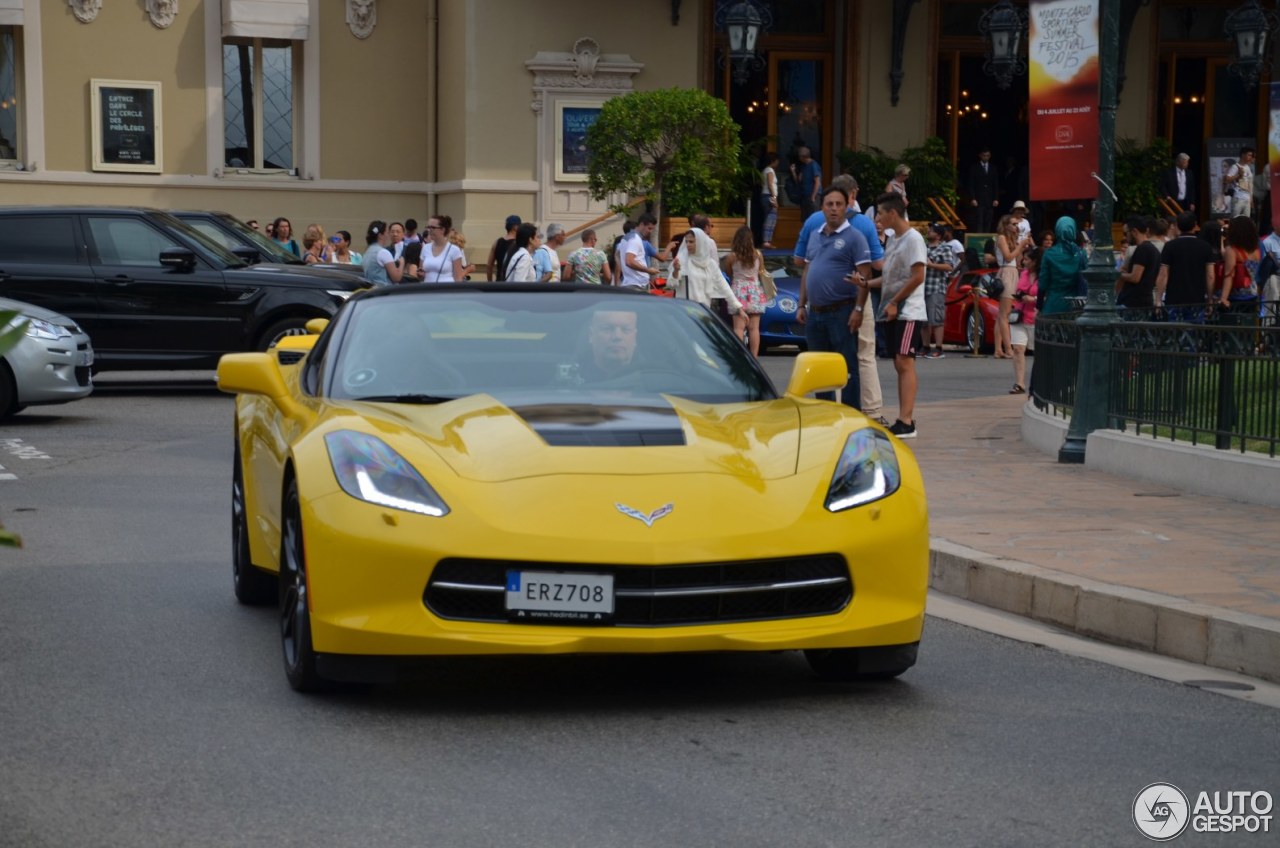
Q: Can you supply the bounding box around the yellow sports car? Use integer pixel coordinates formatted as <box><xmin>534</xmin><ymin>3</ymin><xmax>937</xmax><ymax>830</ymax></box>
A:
<box><xmin>218</xmin><ymin>284</ymin><xmax>927</xmax><ymax>691</ymax></box>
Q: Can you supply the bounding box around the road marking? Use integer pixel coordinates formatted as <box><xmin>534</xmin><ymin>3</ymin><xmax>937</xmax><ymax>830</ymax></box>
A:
<box><xmin>0</xmin><ymin>438</ymin><xmax>50</xmax><ymax>460</ymax></box>
<box><xmin>0</xmin><ymin>462</ymin><xmax>15</xmax><ymax>480</ymax></box>
<box><xmin>928</xmin><ymin>591</ymin><xmax>1280</xmax><ymax>710</ymax></box>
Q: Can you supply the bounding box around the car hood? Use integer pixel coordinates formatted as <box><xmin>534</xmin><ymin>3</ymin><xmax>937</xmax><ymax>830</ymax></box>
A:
<box><xmin>0</xmin><ymin>296</ymin><xmax>80</xmax><ymax>329</ymax></box>
<box><xmin>330</xmin><ymin>393</ymin><xmax>805</xmax><ymax>483</ymax></box>
<box><xmin>225</xmin><ymin>263</ymin><xmax>367</xmax><ymax>288</ymax></box>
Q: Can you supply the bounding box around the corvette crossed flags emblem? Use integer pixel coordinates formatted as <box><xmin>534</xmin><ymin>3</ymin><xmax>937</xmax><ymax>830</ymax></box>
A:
<box><xmin>615</xmin><ymin>503</ymin><xmax>674</xmax><ymax>527</ymax></box>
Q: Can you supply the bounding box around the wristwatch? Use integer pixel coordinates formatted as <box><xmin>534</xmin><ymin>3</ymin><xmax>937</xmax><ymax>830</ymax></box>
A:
<box><xmin>853</xmin><ymin>305</ymin><xmax>864</xmax><ymax>313</ymax></box>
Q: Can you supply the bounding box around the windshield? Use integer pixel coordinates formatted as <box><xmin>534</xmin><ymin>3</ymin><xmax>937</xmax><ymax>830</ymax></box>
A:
<box><xmin>154</xmin><ymin>211</ymin><xmax>246</xmax><ymax>267</ymax></box>
<box><xmin>325</xmin><ymin>291</ymin><xmax>777</xmax><ymax>405</ymax></box>
<box><xmin>216</xmin><ymin>213</ymin><xmax>306</xmax><ymax>263</ymax></box>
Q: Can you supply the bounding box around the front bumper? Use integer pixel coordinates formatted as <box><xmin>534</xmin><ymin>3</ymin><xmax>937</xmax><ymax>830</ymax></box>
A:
<box><xmin>8</xmin><ymin>331</ymin><xmax>93</xmax><ymax>407</ymax></box>
<box><xmin>298</xmin><ymin>473</ymin><xmax>929</xmax><ymax>658</ymax></box>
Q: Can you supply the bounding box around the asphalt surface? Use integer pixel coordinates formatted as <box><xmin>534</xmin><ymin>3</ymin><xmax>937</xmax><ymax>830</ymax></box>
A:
<box><xmin>1</xmin><ymin>358</ymin><xmax>1278</xmax><ymax>847</ymax></box>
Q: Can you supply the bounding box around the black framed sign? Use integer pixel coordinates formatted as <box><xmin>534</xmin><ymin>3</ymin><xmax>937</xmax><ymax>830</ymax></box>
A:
<box><xmin>91</xmin><ymin>79</ymin><xmax>162</xmax><ymax>173</ymax></box>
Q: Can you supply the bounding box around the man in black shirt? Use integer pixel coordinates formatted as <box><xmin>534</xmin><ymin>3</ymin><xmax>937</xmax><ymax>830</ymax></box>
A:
<box><xmin>1156</xmin><ymin>211</ymin><xmax>1214</xmax><ymax>319</ymax></box>
<box><xmin>1116</xmin><ymin>216</ymin><xmax>1160</xmax><ymax>308</ymax></box>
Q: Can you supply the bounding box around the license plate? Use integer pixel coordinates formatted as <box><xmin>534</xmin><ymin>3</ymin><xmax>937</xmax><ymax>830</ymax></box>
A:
<box><xmin>505</xmin><ymin>571</ymin><xmax>614</xmax><ymax>623</ymax></box>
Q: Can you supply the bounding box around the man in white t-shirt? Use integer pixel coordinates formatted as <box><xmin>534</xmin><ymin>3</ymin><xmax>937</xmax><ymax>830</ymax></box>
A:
<box><xmin>620</xmin><ymin>214</ymin><xmax>659</xmax><ymax>289</ymax></box>
<box><xmin>863</xmin><ymin>192</ymin><xmax>926</xmax><ymax>439</ymax></box>
<box><xmin>1226</xmin><ymin>147</ymin><xmax>1256</xmax><ymax>219</ymax></box>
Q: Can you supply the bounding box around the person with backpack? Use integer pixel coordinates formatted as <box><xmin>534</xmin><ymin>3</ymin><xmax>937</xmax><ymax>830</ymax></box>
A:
<box><xmin>486</xmin><ymin>214</ymin><xmax>521</xmax><ymax>281</ymax></box>
<box><xmin>1220</xmin><ymin>215</ymin><xmax>1262</xmax><ymax>319</ymax></box>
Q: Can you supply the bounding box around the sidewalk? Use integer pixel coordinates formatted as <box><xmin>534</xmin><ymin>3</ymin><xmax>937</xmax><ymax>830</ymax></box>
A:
<box><xmin>912</xmin><ymin>394</ymin><xmax>1280</xmax><ymax>683</ymax></box>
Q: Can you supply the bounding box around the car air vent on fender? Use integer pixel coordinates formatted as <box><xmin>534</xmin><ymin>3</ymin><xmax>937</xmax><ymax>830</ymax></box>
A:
<box><xmin>277</xmin><ymin>350</ymin><xmax>306</xmax><ymax>366</ymax></box>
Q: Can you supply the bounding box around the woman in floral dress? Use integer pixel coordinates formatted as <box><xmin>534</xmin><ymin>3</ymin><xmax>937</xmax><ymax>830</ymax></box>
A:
<box><xmin>723</xmin><ymin>226</ymin><xmax>767</xmax><ymax>356</ymax></box>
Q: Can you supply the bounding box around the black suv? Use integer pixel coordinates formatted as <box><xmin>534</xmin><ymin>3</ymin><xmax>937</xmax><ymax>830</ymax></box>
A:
<box><xmin>172</xmin><ymin>210</ymin><xmax>361</xmax><ymax>279</ymax></box>
<box><xmin>0</xmin><ymin>207</ymin><xmax>366</xmax><ymax>371</ymax></box>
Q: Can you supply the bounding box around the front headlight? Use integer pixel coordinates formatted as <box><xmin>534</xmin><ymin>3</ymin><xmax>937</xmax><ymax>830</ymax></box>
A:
<box><xmin>824</xmin><ymin>429</ymin><xmax>901</xmax><ymax>512</ymax></box>
<box><xmin>325</xmin><ymin>430</ymin><xmax>450</xmax><ymax>517</ymax></box>
<box><xmin>25</xmin><ymin>318</ymin><xmax>72</xmax><ymax>341</ymax></box>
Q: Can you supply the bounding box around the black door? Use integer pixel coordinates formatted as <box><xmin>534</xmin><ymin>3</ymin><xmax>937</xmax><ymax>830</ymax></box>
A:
<box><xmin>83</xmin><ymin>215</ymin><xmax>237</xmax><ymax>366</ymax></box>
<box><xmin>0</xmin><ymin>214</ymin><xmax>97</xmax><ymax>323</ymax></box>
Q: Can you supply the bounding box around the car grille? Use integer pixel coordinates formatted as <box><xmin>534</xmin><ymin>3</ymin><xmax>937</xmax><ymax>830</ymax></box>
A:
<box><xmin>424</xmin><ymin>555</ymin><xmax>851</xmax><ymax>626</ymax></box>
<box><xmin>74</xmin><ymin>367</ymin><xmax>91</xmax><ymax>387</ymax></box>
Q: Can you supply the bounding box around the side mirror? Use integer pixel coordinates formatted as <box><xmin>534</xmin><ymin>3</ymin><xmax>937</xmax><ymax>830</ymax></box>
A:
<box><xmin>304</xmin><ymin>318</ymin><xmax>330</xmax><ymax>335</ymax></box>
<box><xmin>159</xmin><ymin>248</ymin><xmax>197</xmax><ymax>271</ymax></box>
<box><xmin>784</xmin><ymin>351</ymin><xmax>849</xmax><ymax>398</ymax></box>
<box><xmin>232</xmin><ymin>246</ymin><xmax>261</xmax><ymax>264</ymax></box>
<box><xmin>217</xmin><ymin>352</ymin><xmax>288</xmax><ymax>398</ymax></box>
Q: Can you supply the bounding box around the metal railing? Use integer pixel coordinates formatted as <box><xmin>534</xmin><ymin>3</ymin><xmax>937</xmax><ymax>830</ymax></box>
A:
<box><xmin>1031</xmin><ymin>302</ymin><xmax>1280</xmax><ymax>457</ymax></box>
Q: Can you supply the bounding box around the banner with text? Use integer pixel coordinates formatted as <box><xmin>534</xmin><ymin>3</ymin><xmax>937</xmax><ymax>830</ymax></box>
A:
<box><xmin>1270</xmin><ymin>83</ymin><xmax>1280</xmax><ymax>226</ymax></box>
<box><xmin>1029</xmin><ymin>0</ymin><xmax>1100</xmax><ymax>201</ymax></box>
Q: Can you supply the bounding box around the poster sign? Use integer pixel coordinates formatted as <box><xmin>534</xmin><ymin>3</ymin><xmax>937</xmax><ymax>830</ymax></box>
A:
<box><xmin>1206</xmin><ymin>138</ymin><xmax>1256</xmax><ymax>219</ymax></box>
<box><xmin>1270</xmin><ymin>84</ymin><xmax>1280</xmax><ymax>226</ymax></box>
<box><xmin>90</xmin><ymin>79</ymin><xmax>162</xmax><ymax>173</ymax></box>
<box><xmin>555</xmin><ymin>101</ymin><xmax>601</xmax><ymax>182</ymax></box>
<box><xmin>1028</xmin><ymin>0</ymin><xmax>1099</xmax><ymax>201</ymax></box>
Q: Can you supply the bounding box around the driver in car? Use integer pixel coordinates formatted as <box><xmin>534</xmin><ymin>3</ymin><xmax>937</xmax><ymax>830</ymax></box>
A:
<box><xmin>576</xmin><ymin>309</ymin><xmax>639</xmax><ymax>382</ymax></box>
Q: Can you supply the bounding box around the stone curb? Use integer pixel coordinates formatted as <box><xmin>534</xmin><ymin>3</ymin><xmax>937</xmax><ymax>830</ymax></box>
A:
<box><xmin>929</xmin><ymin>537</ymin><xmax>1280</xmax><ymax>685</ymax></box>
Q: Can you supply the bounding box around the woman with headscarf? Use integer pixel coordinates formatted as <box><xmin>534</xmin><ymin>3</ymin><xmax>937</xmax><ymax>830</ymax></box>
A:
<box><xmin>1037</xmin><ymin>216</ymin><xmax>1088</xmax><ymax>316</ymax></box>
<box><xmin>672</xmin><ymin>226</ymin><xmax>742</xmax><ymax>315</ymax></box>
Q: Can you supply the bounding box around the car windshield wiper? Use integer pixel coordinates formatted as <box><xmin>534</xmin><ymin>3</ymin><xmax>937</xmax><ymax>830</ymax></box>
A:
<box><xmin>350</xmin><ymin>394</ymin><xmax>456</xmax><ymax>405</ymax></box>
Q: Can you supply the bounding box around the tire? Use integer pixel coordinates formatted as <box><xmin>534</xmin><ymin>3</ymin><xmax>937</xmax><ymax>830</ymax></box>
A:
<box><xmin>280</xmin><ymin>476</ymin><xmax>326</xmax><ymax>692</ymax></box>
<box><xmin>966</xmin><ymin>308</ymin><xmax>990</xmax><ymax>355</ymax></box>
<box><xmin>255</xmin><ymin>317</ymin><xmax>314</xmax><ymax>352</ymax></box>
<box><xmin>804</xmin><ymin>643</ymin><xmax>918</xmax><ymax>682</ymax></box>
<box><xmin>0</xmin><ymin>360</ymin><xmax>17</xmax><ymax>419</ymax></box>
<box><xmin>232</xmin><ymin>436</ymin><xmax>277</xmax><ymax>606</ymax></box>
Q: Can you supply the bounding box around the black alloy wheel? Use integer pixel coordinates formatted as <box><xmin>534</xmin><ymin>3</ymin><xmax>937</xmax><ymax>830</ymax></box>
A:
<box><xmin>232</xmin><ymin>436</ymin><xmax>277</xmax><ymax>606</ymax></box>
<box><xmin>280</xmin><ymin>477</ymin><xmax>324</xmax><ymax>692</ymax></box>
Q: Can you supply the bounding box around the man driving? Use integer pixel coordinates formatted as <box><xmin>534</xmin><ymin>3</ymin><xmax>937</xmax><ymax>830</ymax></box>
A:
<box><xmin>578</xmin><ymin>309</ymin><xmax>639</xmax><ymax>382</ymax></box>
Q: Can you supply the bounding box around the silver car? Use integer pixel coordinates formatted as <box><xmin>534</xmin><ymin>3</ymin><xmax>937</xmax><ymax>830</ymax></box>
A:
<box><xmin>0</xmin><ymin>297</ymin><xmax>94</xmax><ymax>418</ymax></box>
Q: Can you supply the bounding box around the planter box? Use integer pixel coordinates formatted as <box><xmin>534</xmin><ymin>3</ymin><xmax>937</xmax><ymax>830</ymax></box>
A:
<box><xmin>659</xmin><ymin>216</ymin><xmax>748</xmax><ymax>250</ymax></box>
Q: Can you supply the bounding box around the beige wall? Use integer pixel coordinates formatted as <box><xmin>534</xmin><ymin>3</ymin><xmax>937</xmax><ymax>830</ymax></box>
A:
<box><xmin>319</xmin><ymin>0</ymin><xmax>429</xmax><ymax>182</ymax></box>
<box><xmin>856</xmin><ymin>0</ymin><xmax>929</xmax><ymax>156</ymax></box>
<box><xmin>40</xmin><ymin>0</ymin><xmax>208</xmax><ymax>174</ymax></box>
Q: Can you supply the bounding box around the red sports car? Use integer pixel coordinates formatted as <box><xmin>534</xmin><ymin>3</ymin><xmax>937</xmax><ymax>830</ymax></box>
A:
<box><xmin>942</xmin><ymin>270</ymin><xmax>1002</xmax><ymax>353</ymax></box>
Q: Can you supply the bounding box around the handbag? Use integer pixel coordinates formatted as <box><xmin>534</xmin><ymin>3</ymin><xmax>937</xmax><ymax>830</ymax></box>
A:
<box><xmin>756</xmin><ymin>250</ymin><xmax>777</xmax><ymax>301</ymax></box>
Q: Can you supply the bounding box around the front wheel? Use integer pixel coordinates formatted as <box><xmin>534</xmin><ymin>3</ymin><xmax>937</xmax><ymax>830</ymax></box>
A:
<box><xmin>804</xmin><ymin>643</ymin><xmax>918</xmax><ymax>682</ymax></box>
<box><xmin>232</xmin><ymin>437</ymin><xmax>277</xmax><ymax>606</ymax></box>
<box><xmin>255</xmin><ymin>317</ymin><xmax>314</xmax><ymax>352</ymax></box>
<box><xmin>280</xmin><ymin>477</ymin><xmax>325</xmax><ymax>692</ymax></box>
<box><xmin>966</xmin><ymin>308</ymin><xmax>988</xmax><ymax>355</ymax></box>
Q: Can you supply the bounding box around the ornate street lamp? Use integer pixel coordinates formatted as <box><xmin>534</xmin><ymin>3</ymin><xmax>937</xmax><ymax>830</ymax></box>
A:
<box><xmin>1225</xmin><ymin>0</ymin><xmax>1280</xmax><ymax>89</ymax></box>
<box><xmin>979</xmin><ymin>0</ymin><xmax>1028</xmax><ymax>90</ymax></box>
<box><xmin>718</xmin><ymin>0</ymin><xmax>772</xmax><ymax>85</ymax></box>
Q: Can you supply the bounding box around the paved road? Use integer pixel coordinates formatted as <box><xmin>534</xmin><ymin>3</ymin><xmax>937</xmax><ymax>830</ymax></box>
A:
<box><xmin>1</xmin><ymin>365</ymin><xmax>1277</xmax><ymax>847</ymax></box>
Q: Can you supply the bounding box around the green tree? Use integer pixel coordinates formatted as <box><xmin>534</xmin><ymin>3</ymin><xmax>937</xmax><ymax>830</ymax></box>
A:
<box><xmin>1115</xmin><ymin>136</ymin><xmax>1173</xmax><ymax>219</ymax></box>
<box><xmin>586</xmin><ymin>88</ymin><xmax>742</xmax><ymax>218</ymax></box>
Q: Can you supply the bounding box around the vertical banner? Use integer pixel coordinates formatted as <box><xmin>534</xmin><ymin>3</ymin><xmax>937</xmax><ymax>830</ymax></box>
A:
<box><xmin>1270</xmin><ymin>84</ymin><xmax>1280</xmax><ymax>227</ymax></box>
<box><xmin>1028</xmin><ymin>0</ymin><xmax>1100</xmax><ymax>201</ymax></box>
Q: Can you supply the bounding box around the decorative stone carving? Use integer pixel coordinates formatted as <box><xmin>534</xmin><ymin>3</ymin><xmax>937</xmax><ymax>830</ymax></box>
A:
<box><xmin>572</xmin><ymin>38</ymin><xmax>600</xmax><ymax>83</ymax></box>
<box><xmin>146</xmin><ymin>0</ymin><xmax>177</xmax><ymax>29</ymax></box>
<box><xmin>69</xmin><ymin>0</ymin><xmax>102</xmax><ymax>23</ymax></box>
<box><xmin>346</xmin><ymin>0</ymin><xmax>376</xmax><ymax>39</ymax></box>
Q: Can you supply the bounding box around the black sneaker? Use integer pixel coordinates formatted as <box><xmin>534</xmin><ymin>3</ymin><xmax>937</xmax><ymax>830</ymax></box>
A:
<box><xmin>888</xmin><ymin>419</ymin><xmax>917</xmax><ymax>439</ymax></box>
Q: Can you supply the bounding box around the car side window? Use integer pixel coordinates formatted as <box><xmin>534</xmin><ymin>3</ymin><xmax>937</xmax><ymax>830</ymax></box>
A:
<box><xmin>86</xmin><ymin>217</ymin><xmax>181</xmax><ymax>267</ymax></box>
<box><xmin>0</xmin><ymin>215</ymin><xmax>81</xmax><ymax>264</ymax></box>
<box><xmin>183</xmin><ymin>219</ymin><xmax>240</xmax><ymax>252</ymax></box>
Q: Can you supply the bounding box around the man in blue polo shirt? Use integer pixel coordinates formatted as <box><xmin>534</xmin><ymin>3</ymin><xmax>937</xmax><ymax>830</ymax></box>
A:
<box><xmin>797</xmin><ymin>185</ymin><xmax>873</xmax><ymax>408</ymax></box>
<box><xmin>794</xmin><ymin>173</ymin><xmax>886</xmax><ymax>422</ymax></box>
